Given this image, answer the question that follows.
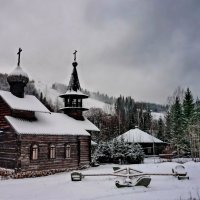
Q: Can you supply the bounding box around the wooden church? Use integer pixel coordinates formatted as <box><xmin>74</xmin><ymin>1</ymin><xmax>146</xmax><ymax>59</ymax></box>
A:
<box><xmin>0</xmin><ymin>49</ymin><xmax>99</xmax><ymax>177</ymax></box>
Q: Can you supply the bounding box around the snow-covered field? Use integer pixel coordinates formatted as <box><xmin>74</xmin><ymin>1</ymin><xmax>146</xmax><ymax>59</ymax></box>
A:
<box><xmin>0</xmin><ymin>159</ymin><xmax>200</xmax><ymax>200</ymax></box>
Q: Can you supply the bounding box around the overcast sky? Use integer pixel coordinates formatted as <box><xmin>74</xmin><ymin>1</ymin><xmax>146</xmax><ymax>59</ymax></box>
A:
<box><xmin>0</xmin><ymin>0</ymin><xmax>200</xmax><ymax>104</ymax></box>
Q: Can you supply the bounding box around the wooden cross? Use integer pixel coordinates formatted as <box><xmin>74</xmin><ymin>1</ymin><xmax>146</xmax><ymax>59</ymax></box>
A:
<box><xmin>17</xmin><ymin>48</ymin><xmax>22</xmax><ymax>66</ymax></box>
<box><xmin>73</xmin><ymin>50</ymin><xmax>77</xmax><ymax>61</ymax></box>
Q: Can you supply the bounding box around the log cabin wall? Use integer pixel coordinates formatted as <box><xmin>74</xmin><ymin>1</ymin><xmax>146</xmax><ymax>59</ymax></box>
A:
<box><xmin>0</xmin><ymin>97</ymin><xmax>11</xmax><ymax>128</ymax></box>
<box><xmin>78</xmin><ymin>136</ymin><xmax>91</xmax><ymax>166</ymax></box>
<box><xmin>0</xmin><ymin>97</ymin><xmax>18</xmax><ymax>169</ymax></box>
<box><xmin>19</xmin><ymin>134</ymin><xmax>91</xmax><ymax>172</ymax></box>
<box><xmin>0</xmin><ymin>131</ymin><xmax>18</xmax><ymax>169</ymax></box>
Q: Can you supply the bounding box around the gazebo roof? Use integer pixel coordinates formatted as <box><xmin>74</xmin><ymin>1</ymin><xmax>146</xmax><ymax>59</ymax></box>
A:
<box><xmin>117</xmin><ymin>128</ymin><xmax>164</xmax><ymax>143</ymax></box>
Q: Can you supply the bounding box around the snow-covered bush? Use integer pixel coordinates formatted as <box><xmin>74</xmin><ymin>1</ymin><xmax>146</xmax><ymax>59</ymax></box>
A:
<box><xmin>94</xmin><ymin>137</ymin><xmax>144</xmax><ymax>164</ymax></box>
<box><xmin>111</xmin><ymin>137</ymin><xmax>129</xmax><ymax>164</ymax></box>
<box><xmin>93</xmin><ymin>141</ymin><xmax>112</xmax><ymax>163</ymax></box>
<box><xmin>125</xmin><ymin>143</ymin><xmax>144</xmax><ymax>164</ymax></box>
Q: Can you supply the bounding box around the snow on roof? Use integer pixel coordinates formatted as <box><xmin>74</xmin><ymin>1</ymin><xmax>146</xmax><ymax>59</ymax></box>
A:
<box><xmin>5</xmin><ymin>112</ymin><xmax>99</xmax><ymax>135</ymax></box>
<box><xmin>60</xmin><ymin>90</ymin><xmax>88</xmax><ymax>98</ymax></box>
<box><xmin>79</xmin><ymin>116</ymin><xmax>100</xmax><ymax>132</ymax></box>
<box><xmin>117</xmin><ymin>128</ymin><xmax>163</xmax><ymax>143</ymax></box>
<box><xmin>0</xmin><ymin>90</ymin><xmax>50</xmax><ymax>113</ymax></box>
<box><xmin>9</xmin><ymin>66</ymin><xmax>29</xmax><ymax>79</ymax></box>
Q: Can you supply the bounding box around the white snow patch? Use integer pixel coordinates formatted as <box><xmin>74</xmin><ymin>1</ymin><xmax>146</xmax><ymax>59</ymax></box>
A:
<box><xmin>6</xmin><ymin>112</ymin><xmax>99</xmax><ymax>135</ymax></box>
<box><xmin>0</xmin><ymin>159</ymin><xmax>199</xmax><ymax>200</ymax></box>
<box><xmin>0</xmin><ymin>90</ymin><xmax>50</xmax><ymax>113</ymax></box>
<box><xmin>151</xmin><ymin>112</ymin><xmax>165</xmax><ymax>121</ymax></box>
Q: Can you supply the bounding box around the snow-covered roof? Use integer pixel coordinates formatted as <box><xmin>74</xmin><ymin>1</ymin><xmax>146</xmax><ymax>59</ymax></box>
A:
<box><xmin>59</xmin><ymin>107</ymin><xmax>89</xmax><ymax>111</ymax></box>
<box><xmin>5</xmin><ymin>112</ymin><xmax>99</xmax><ymax>135</ymax></box>
<box><xmin>8</xmin><ymin>66</ymin><xmax>29</xmax><ymax>79</ymax></box>
<box><xmin>117</xmin><ymin>128</ymin><xmax>163</xmax><ymax>143</ymax></box>
<box><xmin>60</xmin><ymin>90</ymin><xmax>88</xmax><ymax>98</ymax></box>
<box><xmin>0</xmin><ymin>90</ymin><xmax>50</xmax><ymax>113</ymax></box>
<box><xmin>77</xmin><ymin>116</ymin><xmax>100</xmax><ymax>132</ymax></box>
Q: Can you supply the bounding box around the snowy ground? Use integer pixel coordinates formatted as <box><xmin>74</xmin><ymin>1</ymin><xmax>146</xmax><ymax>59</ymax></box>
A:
<box><xmin>0</xmin><ymin>158</ymin><xmax>200</xmax><ymax>200</ymax></box>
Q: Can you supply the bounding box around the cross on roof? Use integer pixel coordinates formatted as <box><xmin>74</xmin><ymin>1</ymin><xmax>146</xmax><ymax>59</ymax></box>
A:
<box><xmin>17</xmin><ymin>48</ymin><xmax>22</xmax><ymax>66</ymax></box>
<box><xmin>73</xmin><ymin>50</ymin><xmax>77</xmax><ymax>62</ymax></box>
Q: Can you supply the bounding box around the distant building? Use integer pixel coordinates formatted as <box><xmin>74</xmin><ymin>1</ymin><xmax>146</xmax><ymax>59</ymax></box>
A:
<box><xmin>0</xmin><ymin>49</ymin><xmax>99</xmax><ymax>176</ymax></box>
<box><xmin>116</xmin><ymin>128</ymin><xmax>165</xmax><ymax>155</ymax></box>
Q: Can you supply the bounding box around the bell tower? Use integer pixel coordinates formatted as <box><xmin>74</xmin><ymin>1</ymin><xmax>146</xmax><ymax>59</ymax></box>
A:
<box><xmin>59</xmin><ymin>51</ymin><xmax>88</xmax><ymax>120</ymax></box>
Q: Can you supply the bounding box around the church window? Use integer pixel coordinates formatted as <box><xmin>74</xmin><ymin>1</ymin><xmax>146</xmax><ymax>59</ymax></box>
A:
<box><xmin>50</xmin><ymin>144</ymin><xmax>56</xmax><ymax>159</ymax></box>
<box><xmin>32</xmin><ymin>144</ymin><xmax>38</xmax><ymax>160</ymax></box>
<box><xmin>65</xmin><ymin>144</ymin><xmax>71</xmax><ymax>158</ymax></box>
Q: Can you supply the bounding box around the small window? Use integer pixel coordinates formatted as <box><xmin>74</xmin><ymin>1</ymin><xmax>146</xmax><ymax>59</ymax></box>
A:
<box><xmin>72</xmin><ymin>99</ymin><xmax>76</xmax><ymax>107</ymax></box>
<box><xmin>66</xmin><ymin>144</ymin><xmax>71</xmax><ymax>158</ymax></box>
<box><xmin>50</xmin><ymin>145</ymin><xmax>56</xmax><ymax>159</ymax></box>
<box><xmin>32</xmin><ymin>144</ymin><xmax>38</xmax><ymax>160</ymax></box>
<box><xmin>77</xmin><ymin>99</ymin><xmax>82</xmax><ymax>107</ymax></box>
<box><xmin>66</xmin><ymin>98</ymin><xmax>70</xmax><ymax>107</ymax></box>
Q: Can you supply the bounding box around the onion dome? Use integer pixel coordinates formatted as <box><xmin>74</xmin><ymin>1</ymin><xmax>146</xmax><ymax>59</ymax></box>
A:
<box><xmin>7</xmin><ymin>65</ymin><xmax>29</xmax><ymax>85</ymax></box>
<box><xmin>7</xmin><ymin>48</ymin><xmax>29</xmax><ymax>98</ymax></box>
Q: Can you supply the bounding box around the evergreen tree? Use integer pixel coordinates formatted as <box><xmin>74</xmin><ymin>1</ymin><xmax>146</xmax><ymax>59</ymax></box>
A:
<box><xmin>111</xmin><ymin>137</ymin><xmax>129</xmax><ymax>164</ymax></box>
<box><xmin>182</xmin><ymin>88</ymin><xmax>195</xmax><ymax>152</ymax></box>
<box><xmin>157</xmin><ymin>117</ymin><xmax>165</xmax><ymax>141</ymax></box>
<box><xmin>125</xmin><ymin>143</ymin><xmax>144</xmax><ymax>164</ymax></box>
<box><xmin>93</xmin><ymin>141</ymin><xmax>112</xmax><ymax>163</ymax></box>
<box><xmin>183</xmin><ymin>88</ymin><xmax>194</xmax><ymax>127</ymax></box>
<box><xmin>93</xmin><ymin>139</ymin><xmax>144</xmax><ymax>164</ymax></box>
<box><xmin>143</xmin><ymin>108</ymin><xmax>152</xmax><ymax>132</ymax></box>
<box><xmin>170</xmin><ymin>97</ymin><xmax>185</xmax><ymax>154</ymax></box>
<box><xmin>164</xmin><ymin>111</ymin><xmax>172</xmax><ymax>143</ymax></box>
<box><xmin>192</xmin><ymin>98</ymin><xmax>200</xmax><ymax>124</ymax></box>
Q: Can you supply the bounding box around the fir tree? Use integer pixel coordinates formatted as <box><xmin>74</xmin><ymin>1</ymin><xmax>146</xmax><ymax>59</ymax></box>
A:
<box><xmin>183</xmin><ymin>88</ymin><xmax>194</xmax><ymax>127</ymax></box>
<box><xmin>192</xmin><ymin>98</ymin><xmax>200</xmax><ymax>124</ymax></box>
<box><xmin>157</xmin><ymin>117</ymin><xmax>165</xmax><ymax>141</ymax></box>
<box><xmin>164</xmin><ymin>111</ymin><xmax>172</xmax><ymax>143</ymax></box>
<box><xmin>170</xmin><ymin>97</ymin><xmax>186</xmax><ymax>154</ymax></box>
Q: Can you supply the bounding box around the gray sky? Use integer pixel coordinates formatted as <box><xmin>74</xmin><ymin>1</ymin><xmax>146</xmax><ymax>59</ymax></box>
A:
<box><xmin>0</xmin><ymin>0</ymin><xmax>200</xmax><ymax>104</ymax></box>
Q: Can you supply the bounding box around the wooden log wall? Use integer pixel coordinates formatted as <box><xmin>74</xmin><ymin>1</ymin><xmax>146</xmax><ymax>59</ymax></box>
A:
<box><xmin>78</xmin><ymin>136</ymin><xmax>91</xmax><ymax>166</ymax></box>
<box><xmin>18</xmin><ymin>134</ymin><xmax>91</xmax><ymax>172</ymax></box>
<box><xmin>0</xmin><ymin>97</ymin><xmax>18</xmax><ymax>169</ymax></box>
<box><xmin>0</xmin><ymin>97</ymin><xmax>11</xmax><ymax>128</ymax></box>
<box><xmin>0</xmin><ymin>96</ymin><xmax>92</xmax><ymax>173</ymax></box>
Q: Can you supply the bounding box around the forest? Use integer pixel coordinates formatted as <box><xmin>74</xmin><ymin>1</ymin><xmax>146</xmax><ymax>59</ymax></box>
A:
<box><xmin>1</xmin><ymin>73</ymin><xmax>199</xmax><ymax>157</ymax></box>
